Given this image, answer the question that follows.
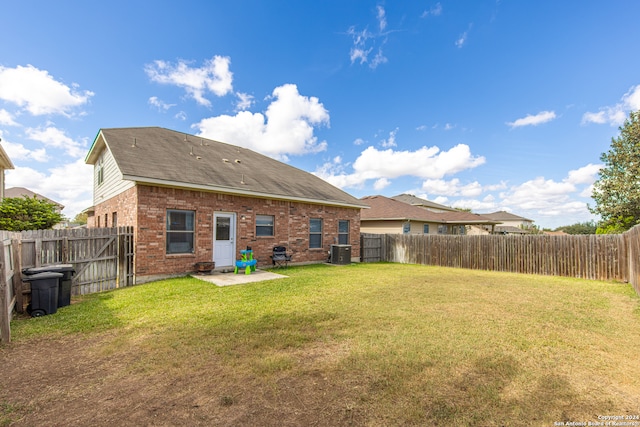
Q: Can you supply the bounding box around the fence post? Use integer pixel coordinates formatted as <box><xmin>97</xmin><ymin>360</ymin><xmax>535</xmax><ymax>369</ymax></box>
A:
<box><xmin>0</xmin><ymin>244</ymin><xmax>10</xmax><ymax>344</ymax></box>
<box><xmin>11</xmin><ymin>239</ymin><xmax>24</xmax><ymax>313</ymax></box>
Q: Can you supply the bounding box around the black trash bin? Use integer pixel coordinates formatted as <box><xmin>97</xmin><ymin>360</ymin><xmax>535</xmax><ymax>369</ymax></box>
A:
<box><xmin>24</xmin><ymin>272</ymin><xmax>62</xmax><ymax>317</ymax></box>
<box><xmin>22</xmin><ymin>264</ymin><xmax>75</xmax><ymax>308</ymax></box>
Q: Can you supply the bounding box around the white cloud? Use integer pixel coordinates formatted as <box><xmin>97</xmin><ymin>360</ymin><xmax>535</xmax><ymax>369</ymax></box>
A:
<box><xmin>315</xmin><ymin>143</ymin><xmax>485</xmax><ymax>189</ymax></box>
<box><xmin>455</xmin><ymin>31</ymin><xmax>468</xmax><ymax>48</ymax></box>
<box><xmin>582</xmin><ymin>84</ymin><xmax>640</xmax><ymax>126</ymax></box>
<box><xmin>0</xmin><ymin>65</ymin><xmax>93</xmax><ymax>116</ymax></box>
<box><xmin>374</xmin><ymin>178</ymin><xmax>390</xmax><ymax>190</ymax></box>
<box><xmin>5</xmin><ymin>158</ymin><xmax>93</xmax><ymax>218</ymax></box>
<box><xmin>0</xmin><ymin>109</ymin><xmax>19</xmax><ymax>126</ymax></box>
<box><xmin>148</xmin><ymin>96</ymin><xmax>175</xmax><ymax>111</ymax></box>
<box><xmin>193</xmin><ymin>84</ymin><xmax>329</xmax><ymax>159</ymax></box>
<box><xmin>624</xmin><ymin>84</ymin><xmax>640</xmax><ymax>110</ymax></box>
<box><xmin>346</xmin><ymin>7</ymin><xmax>389</xmax><ymax>69</ymax></box>
<box><xmin>354</xmin><ymin>138</ymin><xmax>365</xmax><ymax>145</ymax></box>
<box><xmin>380</xmin><ymin>128</ymin><xmax>398</xmax><ymax>147</ymax></box>
<box><xmin>370</xmin><ymin>49</ymin><xmax>389</xmax><ymax>68</ymax></box>
<box><xmin>0</xmin><ymin>131</ymin><xmax>48</xmax><ymax>162</ymax></box>
<box><xmin>145</xmin><ymin>56</ymin><xmax>233</xmax><ymax>106</ymax></box>
<box><xmin>566</xmin><ymin>163</ymin><xmax>601</xmax><ymax>185</ymax></box>
<box><xmin>507</xmin><ymin>110</ymin><xmax>557</xmax><ymax>128</ymax></box>
<box><xmin>235</xmin><ymin>92</ymin><xmax>254</xmax><ymax>111</ymax></box>
<box><xmin>25</xmin><ymin>126</ymin><xmax>86</xmax><ymax>158</ymax></box>
<box><xmin>376</xmin><ymin>6</ymin><xmax>387</xmax><ymax>32</ymax></box>
<box><xmin>451</xmin><ymin>195</ymin><xmax>498</xmax><ymax>211</ymax></box>
<box><xmin>421</xmin><ymin>3</ymin><xmax>443</xmax><ymax>18</ymax></box>
<box><xmin>175</xmin><ymin>111</ymin><xmax>187</xmax><ymax>121</ymax></box>
<box><xmin>421</xmin><ymin>178</ymin><xmax>483</xmax><ymax>197</ymax></box>
<box><xmin>348</xmin><ymin>27</ymin><xmax>374</xmax><ymax>65</ymax></box>
<box><xmin>499</xmin><ymin>177</ymin><xmax>576</xmax><ymax>210</ymax></box>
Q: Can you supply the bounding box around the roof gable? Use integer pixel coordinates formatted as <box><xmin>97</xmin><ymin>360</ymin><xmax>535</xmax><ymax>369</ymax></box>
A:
<box><xmin>86</xmin><ymin>127</ymin><xmax>366</xmax><ymax>209</ymax></box>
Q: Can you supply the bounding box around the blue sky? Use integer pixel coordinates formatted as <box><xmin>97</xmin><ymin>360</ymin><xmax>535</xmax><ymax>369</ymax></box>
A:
<box><xmin>1</xmin><ymin>1</ymin><xmax>640</xmax><ymax>228</ymax></box>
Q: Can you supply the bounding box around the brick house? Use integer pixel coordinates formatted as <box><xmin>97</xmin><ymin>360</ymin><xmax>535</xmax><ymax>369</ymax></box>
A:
<box><xmin>85</xmin><ymin>127</ymin><xmax>366</xmax><ymax>283</ymax></box>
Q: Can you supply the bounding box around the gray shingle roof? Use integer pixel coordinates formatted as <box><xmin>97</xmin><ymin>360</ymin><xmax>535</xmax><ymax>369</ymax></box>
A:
<box><xmin>5</xmin><ymin>187</ymin><xmax>64</xmax><ymax>209</ymax></box>
<box><xmin>361</xmin><ymin>195</ymin><xmax>500</xmax><ymax>225</ymax></box>
<box><xmin>391</xmin><ymin>193</ymin><xmax>458</xmax><ymax>212</ymax></box>
<box><xmin>481</xmin><ymin>210</ymin><xmax>534</xmax><ymax>222</ymax></box>
<box><xmin>86</xmin><ymin>127</ymin><xmax>366</xmax><ymax>208</ymax></box>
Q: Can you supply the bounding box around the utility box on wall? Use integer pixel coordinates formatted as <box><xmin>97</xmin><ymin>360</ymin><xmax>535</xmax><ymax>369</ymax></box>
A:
<box><xmin>331</xmin><ymin>244</ymin><xmax>351</xmax><ymax>265</ymax></box>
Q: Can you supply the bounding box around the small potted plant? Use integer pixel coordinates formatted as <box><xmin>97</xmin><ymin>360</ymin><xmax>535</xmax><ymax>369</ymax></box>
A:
<box><xmin>194</xmin><ymin>261</ymin><xmax>215</xmax><ymax>274</ymax></box>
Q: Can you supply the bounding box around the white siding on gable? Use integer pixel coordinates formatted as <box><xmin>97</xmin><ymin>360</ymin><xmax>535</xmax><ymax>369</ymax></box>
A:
<box><xmin>93</xmin><ymin>146</ymin><xmax>135</xmax><ymax>205</ymax></box>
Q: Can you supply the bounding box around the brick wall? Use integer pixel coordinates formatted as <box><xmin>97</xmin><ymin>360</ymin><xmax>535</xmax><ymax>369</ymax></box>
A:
<box><xmin>93</xmin><ymin>184</ymin><xmax>361</xmax><ymax>282</ymax></box>
<box><xmin>92</xmin><ymin>186</ymin><xmax>138</xmax><ymax>228</ymax></box>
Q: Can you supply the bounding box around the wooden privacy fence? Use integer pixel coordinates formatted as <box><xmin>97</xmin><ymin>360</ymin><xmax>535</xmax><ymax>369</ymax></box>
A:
<box><xmin>0</xmin><ymin>231</ymin><xmax>20</xmax><ymax>344</ymax></box>
<box><xmin>361</xmin><ymin>228</ymin><xmax>640</xmax><ymax>296</ymax></box>
<box><xmin>20</xmin><ymin>227</ymin><xmax>135</xmax><ymax>296</ymax></box>
<box><xmin>1</xmin><ymin>227</ymin><xmax>134</xmax><ymax>343</ymax></box>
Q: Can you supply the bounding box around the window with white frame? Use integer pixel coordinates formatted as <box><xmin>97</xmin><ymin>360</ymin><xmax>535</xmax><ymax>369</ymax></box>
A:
<box><xmin>403</xmin><ymin>222</ymin><xmax>411</xmax><ymax>234</ymax></box>
<box><xmin>310</xmin><ymin>218</ymin><xmax>322</xmax><ymax>249</ymax></box>
<box><xmin>423</xmin><ymin>224</ymin><xmax>430</xmax><ymax>234</ymax></box>
<box><xmin>338</xmin><ymin>220</ymin><xmax>349</xmax><ymax>244</ymax></box>
<box><xmin>166</xmin><ymin>210</ymin><xmax>195</xmax><ymax>254</ymax></box>
<box><xmin>437</xmin><ymin>224</ymin><xmax>447</xmax><ymax>235</ymax></box>
<box><xmin>256</xmin><ymin>215</ymin><xmax>274</xmax><ymax>237</ymax></box>
<box><xmin>96</xmin><ymin>157</ymin><xmax>104</xmax><ymax>186</ymax></box>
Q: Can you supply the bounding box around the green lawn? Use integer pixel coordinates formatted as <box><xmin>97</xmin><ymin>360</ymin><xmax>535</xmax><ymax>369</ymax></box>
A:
<box><xmin>5</xmin><ymin>263</ymin><xmax>640</xmax><ymax>426</ymax></box>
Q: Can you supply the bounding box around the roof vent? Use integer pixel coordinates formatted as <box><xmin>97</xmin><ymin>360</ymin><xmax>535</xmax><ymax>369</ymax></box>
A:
<box><xmin>132</xmin><ymin>137</ymin><xmax>137</xmax><ymax>147</ymax></box>
<box><xmin>234</xmin><ymin>159</ymin><xmax>241</xmax><ymax>164</ymax></box>
<box><xmin>222</xmin><ymin>158</ymin><xmax>229</xmax><ymax>163</ymax></box>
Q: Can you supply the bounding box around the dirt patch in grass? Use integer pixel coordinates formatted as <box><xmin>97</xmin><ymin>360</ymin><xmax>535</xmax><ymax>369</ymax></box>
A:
<box><xmin>0</xmin><ymin>333</ymin><xmax>362</xmax><ymax>426</ymax></box>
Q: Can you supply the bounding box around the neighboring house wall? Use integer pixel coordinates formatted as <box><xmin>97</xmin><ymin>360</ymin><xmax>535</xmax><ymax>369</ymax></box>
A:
<box><xmin>93</xmin><ymin>184</ymin><xmax>361</xmax><ymax>283</ymax></box>
<box><xmin>361</xmin><ymin>220</ymin><xmax>450</xmax><ymax>235</ymax></box>
<box><xmin>499</xmin><ymin>219</ymin><xmax>533</xmax><ymax>229</ymax></box>
<box><xmin>361</xmin><ymin>220</ymin><xmax>404</xmax><ymax>234</ymax></box>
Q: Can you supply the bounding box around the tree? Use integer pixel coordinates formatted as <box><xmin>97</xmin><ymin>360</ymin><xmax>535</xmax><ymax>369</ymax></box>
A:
<box><xmin>72</xmin><ymin>212</ymin><xmax>88</xmax><ymax>225</ymax></box>
<box><xmin>590</xmin><ymin>110</ymin><xmax>640</xmax><ymax>233</ymax></box>
<box><xmin>0</xmin><ymin>196</ymin><xmax>64</xmax><ymax>231</ymax></box>
<box><xmin>555</xmin><ymin>221</ymin><xmax>597</xmax><ymax>235</ymax></box>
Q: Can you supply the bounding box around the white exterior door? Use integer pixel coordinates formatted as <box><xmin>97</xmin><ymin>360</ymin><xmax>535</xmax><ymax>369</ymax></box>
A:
<box><xmin>214</xmin><ymin>213</ymin><xmax>236</xmax><ymax>268</ymax></box>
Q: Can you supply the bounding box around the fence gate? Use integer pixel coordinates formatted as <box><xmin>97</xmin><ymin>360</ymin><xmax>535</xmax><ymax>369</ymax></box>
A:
<box><xmin>20</xmin><ymin>227</ymin><xmax>134</xmax><ymax>296</ymax></box>
<box><xmin>360</xmin><ymin>233</ymin><xmax>384</xmax><ymax>263</ymax></box>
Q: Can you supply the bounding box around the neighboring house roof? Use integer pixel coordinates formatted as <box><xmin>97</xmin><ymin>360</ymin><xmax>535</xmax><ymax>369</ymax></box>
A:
<box><xmin>391</xmin><ymin>193</ymin><xmax>458</xmax><ymax>212</ymax></box>
<box><xmin>361</xmin><ymin>195</ymin><xmax>500</xmax><ymax>225</ymax></box>
<box><xmin>4</xmin><ymin>187</ymin><xmax>64</xmax><ymax>210</ymax></box>
<box><xmin>481</xmin><ymin>210</ymin><xmax>534</xmax><ymax>222</ymax></box>
<box><xmin>0</xmin><ymin>143</ymin><xmax>14</xmax><ymax>170</ymax></box>
<box><xmin>85</xmin><ymin>127</ymin><xmax>367</xmax><ymax>209</ymax></box>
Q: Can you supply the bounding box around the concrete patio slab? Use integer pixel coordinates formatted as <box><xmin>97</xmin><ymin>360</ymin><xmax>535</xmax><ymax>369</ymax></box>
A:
<box><xmin>190</xmin><ymin>269</ymin><xmax>288</xmax><ymax>287</ymax></box>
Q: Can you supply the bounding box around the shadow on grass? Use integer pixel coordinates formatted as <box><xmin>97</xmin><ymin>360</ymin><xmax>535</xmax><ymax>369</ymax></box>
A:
<box><xmin>423</xmin><ymin>353</ymin><xmax>615</xmax><ymax>426</ymax></box>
